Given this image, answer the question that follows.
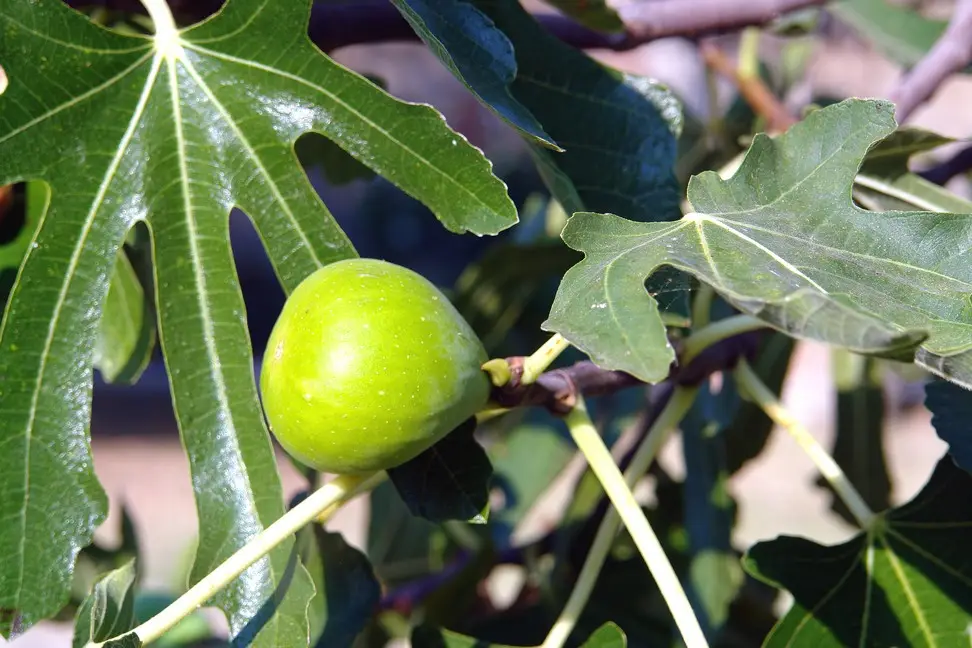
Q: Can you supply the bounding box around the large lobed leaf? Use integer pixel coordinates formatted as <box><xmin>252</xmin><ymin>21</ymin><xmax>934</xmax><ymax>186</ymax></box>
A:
<box><xmin>746</xmin><ymin>455</ymin><xmax>972</xmax><ymax>646</ymax></box>
<box><xmin>545</xmin><ymin>99</ymin><xmax>972</xmax><ymax>386</ymax></box>
<box><xmin>0</xmin><ymin>0</ymin><xmax>515</xmax><ymax>639</ymax></box>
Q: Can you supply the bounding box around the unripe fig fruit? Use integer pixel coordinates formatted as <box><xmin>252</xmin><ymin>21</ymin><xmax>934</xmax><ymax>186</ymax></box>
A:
<box><xmin>259</xmin><ymin>258</ymin><xmax>491</xmax><ymax>475</ymax></box>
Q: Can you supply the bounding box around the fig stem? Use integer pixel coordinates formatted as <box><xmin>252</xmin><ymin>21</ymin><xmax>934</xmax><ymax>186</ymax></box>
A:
<box><xmin>561</xmin><ymin>395</ymin><xmax>710</xmax><ymax>648</ymax></box>
<box><xmin>521</xmin><ymin>333</ymin><xmax>571</xmax><ymax>384</ymax></box>
<box><xmin>541</xmin><ymin>386</ymin><xmax>700</xmax><ymax>648</ymax></box>
<box><xmin>734</xmin><ymin>359</ymin><xmax>876</xmax><ymax>529</ymax></box>
<box><xmin>681</xmin><ymin>314</ymin><xmax>765</xmax><ymax>365</ymax></box>
<box><xmin>86</xmin><ymin>471</ymin><xmax>382</xmax><ymax>648</ymax></box>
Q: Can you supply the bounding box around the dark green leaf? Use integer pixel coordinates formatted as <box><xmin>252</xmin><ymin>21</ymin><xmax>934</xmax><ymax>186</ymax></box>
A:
<box><xmin>412</xmin><ymin>624</ymin><xmax>516</xmax><ymax>648</ymax></box>
<box><xmin>832</xmin><ymin>0</ymin><xmax>948</xmax><ymax>68</ymax></box>
<box><xmin>473</xmin><ymin>0</ymin><xmax>682</xmax><ymax>221</ymax></box>
<box><xmin>387</xmin><ymin>418</ymin><xmax>493</xmax><ymax>524</ymax></box>
<box><xmin>682</xmin><ymin>382</ymin><xmax>743</xmax><ymax>636</ymax></box>
<box><xmin>926</xmin><ymin>379</ymin><xmax>972</xmax><ymax>473</ymax></box>
<box><xmin>451</xmin><ymin>241</ymin><xmax>580</xmax><ymax>353</ymax></box>
<box><xmin>72</xmin><ymin>559</ymin><xmax>137</xmax><ymax>648</ymax></box>
<box><xmin>745</xmin><ymin>455</ymin><xmax>972</xmax><ymax>646</ymax></box>
<box><xmin>580</xmin><ymin>622</ymin><xmax>626</xmax><ymax>648</ymax></box>
<box><xmin>544</xmin><ymin>99</ymin><xmax>972</xmax><ymax>386</ymax></box>
<box><xmin>0</xmin><ymin>0</ymin><xmax>515</xmax><ymax>634</ymax></box>
<box><xmin>294</xmin><ymin>132</ymin><xmax>374</xmax><ymax>185</ymax></box>
<box><xmin>390</xmin><ymin>0</ymin><xmax>556</xmax><ymax>148</ymax></box>
<box><xmin>298</xmin><ymin>526</ymin><xmax>380</xmax><ymax>648</ymax></box>
<box><xmin>366</xmin><ymin>480</ymin><xmax>443</xmax><ymax>586</ymax></box>
<box><xmin>855</xmin><ymin>127</ymin><xmax>972</xmax><ymax>215</ymax></box>
<box><xmin>817</xmin><ymin>353</ymin><xmax>891</xmax><ymax>525</ymax></box>
<box><xmin>540</xmin><ymin>1</ymin><xmax>623</xmax><ymax>32</ymax></box>
<box><xmin>489</xmin><ymin>424</ymin><xmax>573</xmax><ymax>534</ymax></box>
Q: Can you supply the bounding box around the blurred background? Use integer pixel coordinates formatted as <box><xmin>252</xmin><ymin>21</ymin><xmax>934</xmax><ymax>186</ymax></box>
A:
<box><xmin>5</xmin><ymin>0</ymin><xmax>972</xmax><ymax>645</ymax></box>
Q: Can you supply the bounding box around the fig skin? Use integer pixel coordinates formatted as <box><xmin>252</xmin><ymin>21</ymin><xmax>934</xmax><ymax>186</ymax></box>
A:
<box><xmin>259</xmin><ymin>258</ymin><xmax>491</xmax><ymax>475</ymax></box>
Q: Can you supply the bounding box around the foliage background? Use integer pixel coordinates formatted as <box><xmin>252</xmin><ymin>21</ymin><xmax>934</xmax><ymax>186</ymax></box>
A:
<box><xmin>3</xmin><ymin>0</ymin><xmax>972</xmax><ymax>645</ymax></box>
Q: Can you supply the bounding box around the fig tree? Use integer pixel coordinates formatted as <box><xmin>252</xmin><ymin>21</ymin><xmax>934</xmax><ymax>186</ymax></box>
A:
<box><xmin>259</xmin><ymin>258</ymin><xmax>491</xmax><ymax>474</ymax></box>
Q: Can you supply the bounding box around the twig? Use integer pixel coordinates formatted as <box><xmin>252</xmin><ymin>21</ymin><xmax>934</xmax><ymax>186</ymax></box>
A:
<box><xmin>699</xmin><ymin>41</ymin><xmax>797</xmax><ymax>132</ymax></box>
<box><xmin>617</xmin><ymin>0</ymin><xmax>828</xmax><ymax>41</ymax></box>
<box><xmin>890</xmin><ymin>0</ymin><xmax>972</xmax><ymax>123</ymax></box>
<box><xmin>67</xmin><ymin>0</ymin><xmax>830</xmax><ymax>53</ymax></box>
<box><xmin>86</xmin><ymin>471</ymin><xmax>381</xmax><ymax>647</ymax></box>
<box><xmin>541</xmin><ymin>387</ymin><xmax>700</xmax><ymax>648</ymax></box>
<box><xmin>563</xmin><ymin>396</ymin><xmax>709</xmax><ymax>648</ymax></box>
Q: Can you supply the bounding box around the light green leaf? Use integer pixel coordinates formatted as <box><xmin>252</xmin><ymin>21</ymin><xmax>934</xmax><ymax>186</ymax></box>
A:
<box><xmin>580</xmin><ymin>622</ymin><xmax>626</xmax><ymax>648</ymax></box>
<box><xmin>72</xmin><ymin>559</ymin><xmax>138</xmax><ymax>648</ymax></box>
<box><xmin>390</xmin><ymin>0</ymin><xmax>557</xmax><ymax>148</ymax></box>
<box><xmin>94</xmin><ymin>250</ymin><xmax>155</xmax><ymax>385</ymax></box>
<box><xmin>746</xmin><ymin>455</ymin><xmax>972</xmax><ymax>647</ymax></box>
<box><xmin>541</xmin><ymin>1</ymin><xmax>624</xmax><ymax>32</ymax></box>
<box><xmin>544</xmin><ymin>99</ymin><xmax>972</xmax><ymax>386</ymax></box>
<box><xmin>854</xmin><ymin>127</ymin><xmax>972</xmax><ymax>214</ymax></box>
<box><xmin>832</xmin><ymin>0</ymin><xmax>948</xmax><ymax>68</ymax></box>
<box><xmin>473</xmin><ymin>0</ymin><xmax>683</xmax><ymax>222</ymax></box>
<box><xmin>0</xmin><ymin>0</ymin><xmax>513</xmax><ymax>637</ymax></box>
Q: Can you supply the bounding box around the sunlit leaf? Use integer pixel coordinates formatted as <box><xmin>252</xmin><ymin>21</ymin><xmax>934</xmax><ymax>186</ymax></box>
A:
<box><xmin>544</xmin><ymin>99</ymin><xmax>972</xmax><ymax>386</ymax></box>
<box><xmin>0</xmin><ymin>0</ymin><xmax>513</xmax><ymax>637</ymax></box>
<box><xmin>580</xmin><ymin>622</ymin><xmax>626</xmax><ymax>648</ymax></box>
<box><xmin>745</xmin><ymin>455</ymin><xmax>972</xmax><ymax>646</ymax></box>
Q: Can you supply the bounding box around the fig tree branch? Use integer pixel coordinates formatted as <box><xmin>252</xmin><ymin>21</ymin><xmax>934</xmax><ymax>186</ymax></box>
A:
<box><xmin>68</xmin><ymin>0</ymin><xmax>830</xmax><ymax>52</ymax></box>
<box><xmin>890</xmin><ymin>0</ymin><xmax>972</xmax><ymax>122</ymax></box>
<box><xmin>617</xmin><ymin>0</ymin><xmax>828</xmax><ymax>41</ymax></box>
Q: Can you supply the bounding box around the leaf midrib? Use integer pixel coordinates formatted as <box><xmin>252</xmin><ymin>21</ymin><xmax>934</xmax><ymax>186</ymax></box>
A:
<box><xmin>182</xmin><ymin>42</ymin><xmax>506</xmax><ymax>219</ymax></box>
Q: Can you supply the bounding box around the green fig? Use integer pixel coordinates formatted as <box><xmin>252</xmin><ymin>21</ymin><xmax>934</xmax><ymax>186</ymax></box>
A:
<box><xmin>260</xmin><ymin>258</ymin><xmax>490</xmax><ymax>474</ymax></box>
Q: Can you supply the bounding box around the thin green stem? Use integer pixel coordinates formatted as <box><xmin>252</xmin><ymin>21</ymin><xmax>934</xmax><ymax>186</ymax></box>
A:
<box><xmin>88</xmin><ymin>471</ymin><xmax>382</xmax><ymax>648</ymax></box>
<box><xmin>681</xmin><ymin>314</ymin><xmax>766</xmax><ymax>365</ymax></box>
<box><xmin>542</xmin><ymin>387</ymin><xmax>700</xmax><ymax>648</ymax></box>
<box><xmin>737</xmin><ymin>27</ymin><xmax>762</xmax><ymax>81</ymax></box>
<box><xmin>140</xmin><ymin>0</ymin><xmax>182</xmax><ymax>58</ymax></box>
<box><xmin>734</xmin><ymin>360</ymin><xmax>876</xmax><ymax>529</ymax></box>
<box><xmin>560</xmin><ymin>395</ymin><xmax>709</xmax><ymax>648</ymax></box>
<box><xmin>521</xmin><ymin>334</ymin><xmax>571</xmax><ymax>384</ymax></box>
<box><xmin>692</xmin><ymin>284</ymin><xmax>716</xmax><ymax>330</ymax></box>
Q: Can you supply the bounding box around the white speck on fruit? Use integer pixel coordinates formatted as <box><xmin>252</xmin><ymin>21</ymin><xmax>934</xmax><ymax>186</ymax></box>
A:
<box><xmin>273</xmin><ymin>340</ymin><xmax>284</xmax><ymax>360</ymax></box>
<box><xmin>591</xmin><ymin>303</ymin><xmax>607</xmax><ymax>309</ymax></box>
<box><xmin>303</xmin><ymin>393</ymin><xmax>312</xmax><ymax>402</ymax></box>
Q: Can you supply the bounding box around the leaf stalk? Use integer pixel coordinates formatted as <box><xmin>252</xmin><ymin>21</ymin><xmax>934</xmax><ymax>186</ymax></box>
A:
<box><xmin>86</xmin><ymin>471</ymin><xmax>382</xmax><ymax>648</ymax></box>
<box><xmin>542</xmin><ymin>387</ymin><xmax>700</xmax><ymax>648</ymax></box>
<box><xmin>521</xmin><ymin>333</ymin><xmax>571</xmax><ymax>384</ymax></box>
<box><xmin>560</xmin><ymin>395</ymin><xmax>709</xmax><ymax>648</ymax></box>
<box><xmin>734</xmin><ymin>359</ymin><xmax>877</xmax><ymax>528</ymax></box>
